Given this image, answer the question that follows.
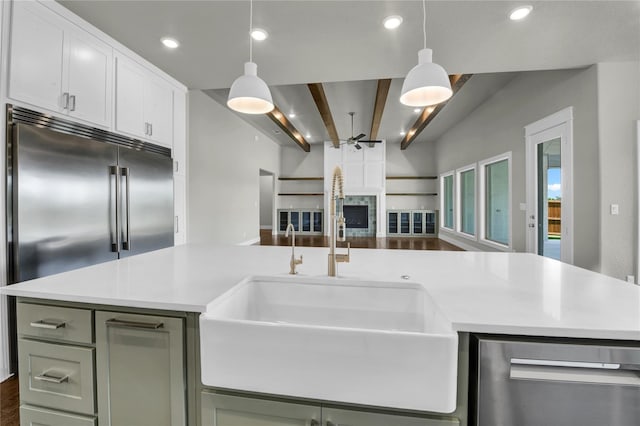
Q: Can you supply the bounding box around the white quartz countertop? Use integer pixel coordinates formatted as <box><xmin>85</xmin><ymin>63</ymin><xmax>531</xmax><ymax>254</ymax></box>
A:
<box><xmin>2</xmin><ymin>244</ymin><xmax>640</xmax><ymax>340</ymax></box>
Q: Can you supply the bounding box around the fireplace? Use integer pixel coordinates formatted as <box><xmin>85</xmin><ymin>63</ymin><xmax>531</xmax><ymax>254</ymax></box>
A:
<box><xmin>342</xmin><ymin>195</ymin><xmax>376</xmax><ymax>237</ymax></box>
<box><xmin>343</xmin><ymin>205</ymin><xmax>368</xmax><ymax>229</ymax></box>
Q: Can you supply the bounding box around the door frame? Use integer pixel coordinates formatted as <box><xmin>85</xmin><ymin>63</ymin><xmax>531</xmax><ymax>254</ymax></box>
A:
<box><xmin>636</xmin><ymin>121</ymin><xmax>640</xmax><ymax>284</ymax></box>
<box><xmin>525</xmin><ymin>107</ymin><xmax>574</xmax><ymax>263</ymax></box>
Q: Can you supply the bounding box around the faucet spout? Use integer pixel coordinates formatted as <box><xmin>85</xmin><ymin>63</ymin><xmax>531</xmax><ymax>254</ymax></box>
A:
<box><xmin>285</xmin><ymin>223</ymin><xmax>302</xmax><ymax>274</ymax></box>
<box><xmin>328</xmin><ymin>166</ymin><xmax>350</xmax><ymax>277</ymax></box>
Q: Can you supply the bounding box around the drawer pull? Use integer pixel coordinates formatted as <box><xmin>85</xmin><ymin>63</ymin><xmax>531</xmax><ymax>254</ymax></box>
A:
<box><xmin>30</xmin><ymin>320</ymin><xmax>66</xmax><ymax>330</ymax></box>
<box><xmin>34</xmin><ymin>372</ymin><xmax>69</xmax><ymax>384</ymax></box>
<box><xmin>105</xmin><ymin>318</ymin><xmax>164</xmax><ymax>330</ymax></box>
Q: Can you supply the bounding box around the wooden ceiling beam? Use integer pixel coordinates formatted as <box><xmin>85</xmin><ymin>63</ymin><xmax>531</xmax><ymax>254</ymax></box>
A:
<box><xmin>266</xmin><ymin>105</ymin><xmax>310</xmax><ymax>152</ymax></box>
<box><xmin>307</xmin><ymin>83</ymin><xmax>340</xmax><ymax>148</ymax></box>
<box><xmin>400</xmin><ymin>74</ymin><xmax>473</xmax><ymax>150</ymax></box>
<box><xmin>370</xmin><ymin>79</ymin><xmax>391</xmax><ymax>140</ymax></box>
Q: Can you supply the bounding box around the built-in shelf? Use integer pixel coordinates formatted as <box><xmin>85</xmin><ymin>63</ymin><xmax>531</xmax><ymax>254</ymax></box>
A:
<box><xmin>278</xmin><ymin>177</ymin><xmax>323</xmax><ymax>181</ymax></box>
<box><xmin>278</xmin><ymin>193</ymin><xmax>324</xmax><ymax>196</ymax></box>
<box><xmin>385</xmin><ymin>176</ymin><xmax>437</xmax><ymax>180</ymax></box>
<box><xmin>386</xmin><ymin>192</ymin><xmax>438</xmax><ymax>196</ymax></box>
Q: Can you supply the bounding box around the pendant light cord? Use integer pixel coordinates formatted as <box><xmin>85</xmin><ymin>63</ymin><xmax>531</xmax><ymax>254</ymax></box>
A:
<box><xmin>249</xmin><ymin>0</ymin><xmax>253</xmax><ymax>62</ymax></box>
<box><xmin>422</xmin><ymin>0</ymin><xmax>427</xmax><ymax>50</ymax></box>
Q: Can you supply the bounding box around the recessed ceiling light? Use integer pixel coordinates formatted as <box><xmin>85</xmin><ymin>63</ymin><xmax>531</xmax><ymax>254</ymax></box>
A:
<box><xmin>509</xmin><ymin>5</ymin><xmax>533</xmax><ymax>21</ymax></box>
<box><xmin>251</xmin><ymin>28</ymin><xmax>269</xmax><ymax>41</ymax></box>
<box><xmin>288</xmin><ymin>113</ymin><xmax>296</xmax><ymax>118</ymax></box>
<box><xmin>383</xmin><ymin>15</ymin><xmax>403</xmax><ymax>30</ymax></box>
<box><xmin>414</xmin><ymin>108</ymin><xmax>421</xmax><ymax>113</ymax></box>
<box><xmin>161</xmin><ymin>37</ymin><xmax>179</xmax><ymax>49</ymax></box>
<box><xmin>306</xmin><ymin>133</ymin><xmax>311</xmax><ymax>138</ymax></box>
<box><xmin>400</xmin><ymin>131</ymin><xmax>406</xmax><ymax>136</ymax></box>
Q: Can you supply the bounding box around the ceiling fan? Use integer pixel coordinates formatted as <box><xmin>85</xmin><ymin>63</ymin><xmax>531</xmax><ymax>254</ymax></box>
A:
<box><xmin>341</xmin><ymin>112</ymin><xmax>382</xmax><ymax>149</ymax></box>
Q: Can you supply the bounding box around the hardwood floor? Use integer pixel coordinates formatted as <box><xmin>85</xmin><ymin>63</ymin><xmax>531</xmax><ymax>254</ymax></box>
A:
<box><xmin>1</xmin><ymin>376</ymin><xmax>19</xmax><ymax>426</ymax></box>
<box><xmin>258</xmin><ymin>229</ymin><xmax>463</xmax><ymax>251</ymax></box>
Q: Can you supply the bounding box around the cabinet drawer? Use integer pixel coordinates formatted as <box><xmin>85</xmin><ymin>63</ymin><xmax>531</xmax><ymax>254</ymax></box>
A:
<box><xmin>18</xmin><ymin>303</ymin><xmax>92</xmax><ymax>344</ymax></box>
<box><xmin>20</xmin><ymin>405</ymin><xmax>96</xmax><ymax>426</ymax></box>
<box><xmin>19</xmin><ymin>339</ymin><xmax>95</xmax><ymax>415</ymax></box>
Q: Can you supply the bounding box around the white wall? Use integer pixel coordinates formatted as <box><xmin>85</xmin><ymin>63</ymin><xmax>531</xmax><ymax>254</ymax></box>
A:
<box><xmin>386</xmin><ymin>140</ymin><xmax>438</xmax><ymax>211</ymax></box>
<box><xmin>434</xmin><ymin>67</ymin><xmax>600</xmax><ymax>272</ymax></box>
<box><xmin>277</xmin><ymin>145</ymin><xmax>324</xmax><ymax>210</ymax></box>
<box><xmin>259</xmin><ymin>175</ymin><xmax>274</xmax><ymax>229</ymax></box>
<box><xmin>188</xmin><ymin>90</ymin><xmax>281</xmax><ymax>245</ymax></box>
<box><xmin>596</xmin><ymin>62</ymin><xmax>640</xmax><ymax>278</ymax></box>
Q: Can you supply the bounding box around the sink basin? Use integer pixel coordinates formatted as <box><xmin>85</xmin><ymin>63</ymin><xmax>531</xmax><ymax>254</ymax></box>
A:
<box><xmin>200</xmin><ymin>275</ymin><xmax>458</xmax><ymax>413</ymax></box>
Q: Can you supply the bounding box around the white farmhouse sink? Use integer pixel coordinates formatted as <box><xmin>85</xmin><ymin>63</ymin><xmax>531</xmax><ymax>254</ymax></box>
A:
<box><xmin>200</xmin><ymin>275</ymin><xmax>458</xmax><ymax>413</ymax></box>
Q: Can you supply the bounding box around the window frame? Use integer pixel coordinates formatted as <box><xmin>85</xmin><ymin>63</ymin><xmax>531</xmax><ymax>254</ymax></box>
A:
<box><xmin>479</xmin><ymin>152</ymin><xmax>512</xmax><ymax>250</ymax></box>
<box><xmin>439</xmin><ymin>171</ymin><xmax>455</xmax><ymax>231</ymax></box>
<box><xmin>455</xmin><ymin>163</ymin><xmax>477</xmax><ymax>240</ymax></box>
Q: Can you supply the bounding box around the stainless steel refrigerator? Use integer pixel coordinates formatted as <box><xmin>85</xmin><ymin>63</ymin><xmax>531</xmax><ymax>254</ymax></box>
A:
<box><xmin>7</xmin><ymin>106</ymin><xmax>174</xmax><ymax>283</ymax></box>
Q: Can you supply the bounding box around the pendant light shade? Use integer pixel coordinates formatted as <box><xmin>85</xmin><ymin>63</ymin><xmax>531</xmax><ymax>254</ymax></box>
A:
<box><xmin>227</xmin><ymin>0</ymin><xmax>273</xmax><ymax>114</ymax></box>
<box><xmin>227</xmin><ymin>62</ymin><xmax>274</xmax><ymax>114</ymax></box>
<box><xmin>400</xmin><ymin>0</ymin><xmax>452</xmax><ymax>107</ymax></box>
<box><xmin>400</xmin><ymin>48</ymin><xmax>452</xmax><ymax>107</ymax></box>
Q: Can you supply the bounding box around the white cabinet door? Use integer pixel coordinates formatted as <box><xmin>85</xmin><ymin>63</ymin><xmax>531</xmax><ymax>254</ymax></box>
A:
<box><xmin>174</xmin><ymin>174</ymin><xmax>186</xmax><ymax>245</ymax></box>
<box><xmin>172</xmin><ymin>90</ymin><xmax>187</xmax><ymax>176</ymax></box>
<box><xmin>9</xmin><ymin>0</ymin><xmax>65</xmax><ymax>113</ymax></box>
<box><xmin>115</xmin><ymin>55</ymin><xmax>146</xmax><ymax>139</ymax></box>
<box><xmin>144</xmin><ymin>77</ymin><xmax>173</xmax><ymax>147</ymax></box>
<box><xmin>65</xmin><ymin>31</ymin><xmax>112</xmax><ymax>127</ymax></box>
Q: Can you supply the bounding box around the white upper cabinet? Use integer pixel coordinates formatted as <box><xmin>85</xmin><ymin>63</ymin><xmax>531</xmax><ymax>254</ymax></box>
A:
<box><xmin>115</xmin><ymin>53</ymin><xmax>173</xmax><ymax>147</ymax></box>
<box><xmin>8</xmin><ymin>0</ymin><xmax>112</xmax><ymax>127</ymax></box>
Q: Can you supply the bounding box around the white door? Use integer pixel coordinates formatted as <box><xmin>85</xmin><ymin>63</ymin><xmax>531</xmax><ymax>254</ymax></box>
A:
<box><xmin>9</xmin><ymin>1</ymin><xmax>65</xmax><ymax>113</ymax></box>
<box><xmin>65</xmin><ymin>31</ymin><xmax>112</xmax><ymax>127</ymax></box>
<box><xmin>525</xmin><ymin>107</ymin><xmax>574</xmax><ymax>263</ymax></box>
<box><xmin>115</xmin><ymin>55</ymin><xmax>146</xmax><ymax>139</ymax></box>
<box><xmin>144</xmin><ymin>77</ymin><xmax>173</xmax><ymax>147</ymax></box>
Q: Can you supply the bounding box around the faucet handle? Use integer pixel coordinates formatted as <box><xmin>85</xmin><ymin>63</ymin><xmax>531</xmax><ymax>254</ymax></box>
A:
<box><xmin>336</xmin><ymin>243</ymin><xmax>350</xmax><ymax>263</ymax></box>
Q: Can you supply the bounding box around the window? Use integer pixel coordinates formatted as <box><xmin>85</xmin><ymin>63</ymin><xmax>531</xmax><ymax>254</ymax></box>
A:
<box><xmin>440</xmin><ymin>172</ymin><xmax>454</xmax><ymax>230</ymax></box>
<box><xmin>456</xmin><ymin>166</ymin><xmax>476</xmax><ymax>237</ymax></box>
<box><xmin>479</xmin><ymin>153</ymin><xmax>512</xmax><ymax>248</ymax></box>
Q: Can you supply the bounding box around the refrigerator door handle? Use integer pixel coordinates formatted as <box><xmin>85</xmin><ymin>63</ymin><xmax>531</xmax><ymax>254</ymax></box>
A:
<box><xmin>121</xmin><ymin>167</ymin><xmax>131</xmax><ymax>250</ymax></box>
<box><xmin>109</xmin><ymin>166</ymin><xmax>119</xmax><ymax>252</ymax></box>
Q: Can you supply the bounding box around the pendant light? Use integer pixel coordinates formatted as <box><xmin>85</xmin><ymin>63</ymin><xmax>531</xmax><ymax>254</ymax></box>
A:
<box><xmin>227</xmin><ymin>0</ymin><xmax>274</xmax><ymax>114</ymax></box>
<box><xmin>400</xmin><ymin>0</ymin><xmax>452</xmax><ymax>107</ymax></box>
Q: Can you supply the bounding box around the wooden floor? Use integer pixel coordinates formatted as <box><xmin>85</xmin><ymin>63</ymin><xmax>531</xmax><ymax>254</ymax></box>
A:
<box><xmin>1</xmin><ymin>376</ymin><xmax>19</xmax><ymax>426</ymax></box>
<box><xmin>258</xmin><ymin>229</ymin><xmax>463</xmax><ymax>251</ymax></box>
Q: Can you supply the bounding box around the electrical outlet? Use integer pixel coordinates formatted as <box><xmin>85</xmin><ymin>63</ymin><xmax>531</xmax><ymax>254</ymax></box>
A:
<box><xmin>626</xmin><ymin>275</ymin><xmax>635</xmax><ymax>284</ymax></box>
<box><xmin>610</xmin><ymin>204</ymin><xmax>619</xmax><ymax>215</ymax></box>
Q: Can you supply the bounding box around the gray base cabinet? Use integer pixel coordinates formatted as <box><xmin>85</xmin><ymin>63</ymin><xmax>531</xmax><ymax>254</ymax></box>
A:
<box><xmin>96</xmin><ymin>311</ymin><xmax>186</xmax><ymax>426</ymax></box>
<box><xmin>201</xmin><ymin>392</ymin><xmax>459</xmax><ymax>426</ymax></box>
<box><xmin>20</xmin><ymin>405</ymin><xmax>97</xmax><ymax>426</ymax></box>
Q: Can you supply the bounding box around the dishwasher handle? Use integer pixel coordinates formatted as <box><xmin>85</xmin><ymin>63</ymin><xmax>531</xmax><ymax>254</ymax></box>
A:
<box><xmin>510</xmin><ymin>358</ymin><xmax>640</xmax><ymax>387</ymax></box>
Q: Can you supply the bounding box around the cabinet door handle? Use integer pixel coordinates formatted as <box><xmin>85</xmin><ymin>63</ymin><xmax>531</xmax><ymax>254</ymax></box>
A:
<box><xmin>30</xmin><ymin>319</ymin><xmax>66</xmax><ymax>329</ymax></box>
<box><xmin>149</xmin><ymin>123</ymin><xmax>153</xmax><ymax>136</ymax></box>
<box><xmin>144</xmin><ymin>122</ymin><xmax>149</xmax><ymax>135</ymax></box>
<box><xmin>34</xmin><ymin>372</ymin><xmax>69</xmax><ymax>384</ymax></box>
<box><xmin>62</xmin><ymin>92</ymin><xmax>69</xmax><ymax>109</ymax></box>
<box><xmin>69</xmin><ymin>95</ymin><xmax>76</xmax><ymax>111</ymax></box>
<box><xmin>106</xmin><ymin>318</ymin><xmax>164</xmax><ymax>330</ymax></box>
<box><xmin>175</xmin><ymin>215</ymin><xmax>179</xmax><ymax>233</ymax></box>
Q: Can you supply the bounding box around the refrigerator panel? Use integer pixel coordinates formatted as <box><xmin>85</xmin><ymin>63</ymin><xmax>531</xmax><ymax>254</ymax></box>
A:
<box><xmin>13</xmin><ymin>124</ymin><xmax>119</xmax><ymax>281</ymax></box>
<box><xmin>117</xmin><ymin>147</ymin><xmax>174</xmax><ymax>258</ymax></box>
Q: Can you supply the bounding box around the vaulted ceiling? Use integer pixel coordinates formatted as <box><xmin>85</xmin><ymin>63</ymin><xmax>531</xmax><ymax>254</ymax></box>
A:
<box><xmin>59</xmin><ymin>1</ymin><xmax>640</xmax><ymax>149</ymax></box>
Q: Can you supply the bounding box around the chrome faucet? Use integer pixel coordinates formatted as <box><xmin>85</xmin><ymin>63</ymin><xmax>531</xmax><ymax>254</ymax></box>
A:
<box><xmin>285</xmin><ymin>223</ymin><xmax>303</xmax><ymax>274</ymax></box>
<box><xmin>328</xmin><ymin>166</ymin><xmax>350</xmax><ymax>277</ymax></box>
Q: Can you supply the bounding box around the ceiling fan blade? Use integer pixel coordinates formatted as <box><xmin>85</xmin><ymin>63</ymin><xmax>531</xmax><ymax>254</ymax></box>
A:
<box><xmin>354</xmin><ymin>133</ymin><xmax>366</xmax><ymax>141</ymax></box>
<box><xmin>359</xmin><ymin>140</ymin><xmax>382</xmax><ymax>143</ymax></box>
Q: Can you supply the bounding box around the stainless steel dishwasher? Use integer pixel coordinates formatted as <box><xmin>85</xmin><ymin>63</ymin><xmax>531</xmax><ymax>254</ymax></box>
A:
<box><xmin>475</xmin><ymin>336</ymin><xmax>640</xmax><ymax>426</ymax></box>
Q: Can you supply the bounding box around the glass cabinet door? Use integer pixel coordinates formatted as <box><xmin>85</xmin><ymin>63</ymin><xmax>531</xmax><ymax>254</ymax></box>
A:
<box><xmin>312</xmin><ymin>212</ymin><xmax>323</xmax><ymax>233</ymax></box>
<box><xmin>302</xmin><ymin>212</ymin><xmax>311</xmax><ymax>232</ymax></box>
<box><xmin>400</xmin><ymin>212</ymin><xmax>411</xmax><ymax>234</ymax></box>
<box><xmin>425</xmin><ymin>212</ymin><xmax>436</xmax><ymax>234</ymax></box>
<box><xmin>279</xmin><ymin>211</ymin><xmax>289</xmax><ymax>232</ymax></box>
<box><xmin>413</xmin><ymin>212</ymin><xmax>424</xmax><ymax>234</ymax></box>
<box><xmin>388</xmin><ymin>212</ymin><xmax>398</xmax><ymax>234</ymax></box>
<box><xmin>290</xmin><ymin>212</ymin><xmax>300</xmax><ymax>231</ymax></box>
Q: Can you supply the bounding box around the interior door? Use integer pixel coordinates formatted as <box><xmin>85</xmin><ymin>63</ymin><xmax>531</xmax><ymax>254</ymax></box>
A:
<box><xmin>525</xmin><ymin>109</ymin><xmax>573</xmax><ymax>263</ymax></box>
<box><xmin>117</xmin><ymin>147</ymin><xmax>174</xmax><ymax>258</ymax></box>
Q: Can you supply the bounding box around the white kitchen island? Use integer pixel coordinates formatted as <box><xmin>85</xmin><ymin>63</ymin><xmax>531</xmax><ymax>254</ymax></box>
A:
<box><xmin>3</xmin><ymin>244</ymin><xmax>640</xmax><ymax>426</ymax></box>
